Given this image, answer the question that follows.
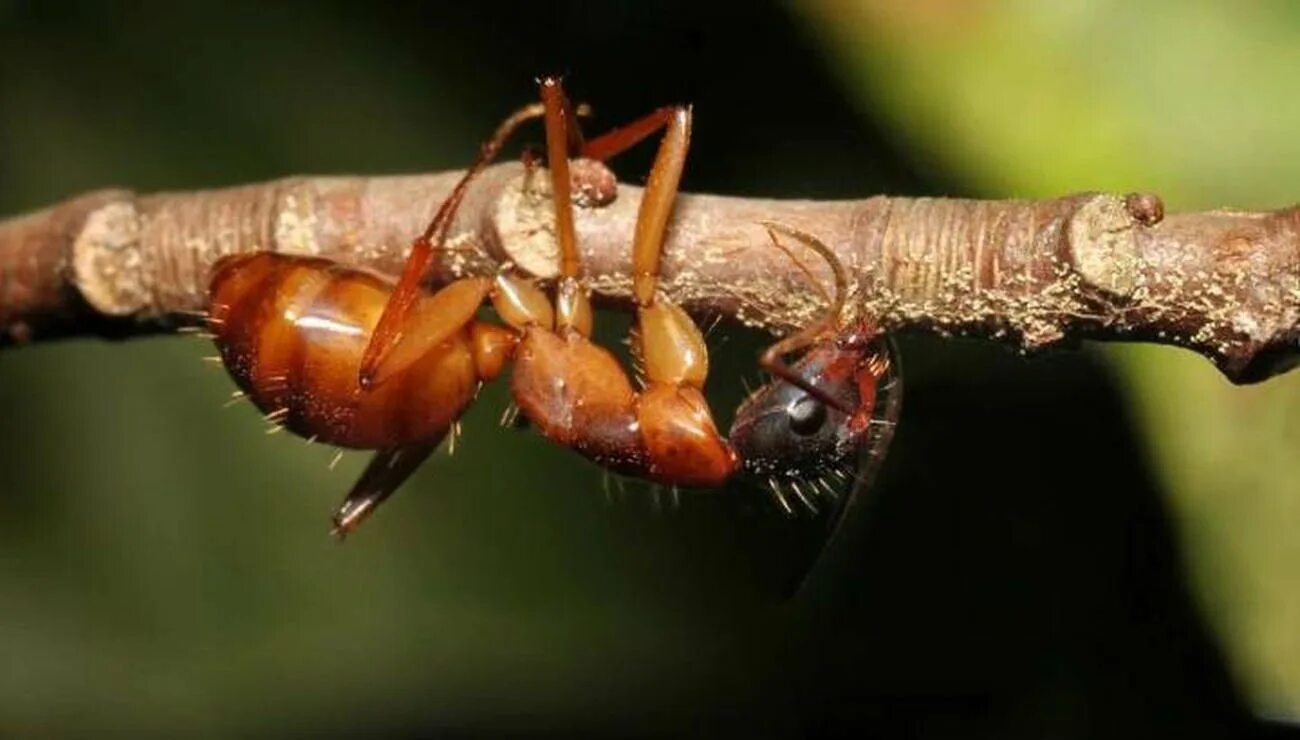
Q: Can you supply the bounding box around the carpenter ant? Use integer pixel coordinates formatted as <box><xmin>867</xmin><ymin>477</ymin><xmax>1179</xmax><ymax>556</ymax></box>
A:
<box><xmin>205</xmin><ymin>78</ymin><xmax>899</xmax><ymax>537</ymax></box>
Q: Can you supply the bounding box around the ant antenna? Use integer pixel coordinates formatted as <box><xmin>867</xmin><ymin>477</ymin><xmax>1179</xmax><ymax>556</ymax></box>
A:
<box><xmin>756</xmin><ymin>221</ymin><xmax>853</xmax><ymax>414</ymax></box>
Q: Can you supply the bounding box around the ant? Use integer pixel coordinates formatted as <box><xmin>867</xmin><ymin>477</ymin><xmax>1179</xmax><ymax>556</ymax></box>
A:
<box><xmin>205</xmin><ymin>78</ymin><xmax>899</xmax><ymax>537</ymax></box>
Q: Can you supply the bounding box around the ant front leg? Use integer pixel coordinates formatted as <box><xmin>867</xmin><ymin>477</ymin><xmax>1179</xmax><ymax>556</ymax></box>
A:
<box><xmin>510</xmin><ymin>80</ymin><xmax>738</xmax><ymax>487</ymax></box>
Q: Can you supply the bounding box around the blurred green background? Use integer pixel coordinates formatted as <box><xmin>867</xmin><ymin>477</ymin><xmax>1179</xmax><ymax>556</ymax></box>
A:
<box><xmin>1</xmin><ymin>2</ymin><xmax>1298</xmax><ymax>737</ymax></box>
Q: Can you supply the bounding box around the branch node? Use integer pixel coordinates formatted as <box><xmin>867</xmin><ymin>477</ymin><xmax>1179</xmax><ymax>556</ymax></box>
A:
<box><xmin>71</xmin><ymin>195</ymin><xmax>147</xmax><ymax>317</ymax></box>
<box><xmin>1068</xmin><ymin>193</ymin><xmax>1148</xmax><ymax>300</ymax></box>
<box><xmin>491</xmin><ymin>163</ymin><xmax>621</xmax><ymax>279</ymax></box>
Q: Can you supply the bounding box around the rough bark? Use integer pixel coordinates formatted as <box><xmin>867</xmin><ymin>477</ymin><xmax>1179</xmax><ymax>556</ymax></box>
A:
<box><xmin>2</xmin><ymin>161</ymin><xmax>1298</xmax><ymax>383</ymax></box>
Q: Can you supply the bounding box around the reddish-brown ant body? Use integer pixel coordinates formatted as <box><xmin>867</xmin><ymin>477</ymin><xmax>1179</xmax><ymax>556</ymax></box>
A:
<box><xmin>206</xmin><ymin>79</ymin><xmax>899</xmax><ymax>536</ymax></box>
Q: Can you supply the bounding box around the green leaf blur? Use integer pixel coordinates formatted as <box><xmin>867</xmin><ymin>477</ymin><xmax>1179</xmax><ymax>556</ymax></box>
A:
<box><xmin>802</xmin><ymin>0</ymin><xmax>1300</xmax><ymax>716</ymax></box>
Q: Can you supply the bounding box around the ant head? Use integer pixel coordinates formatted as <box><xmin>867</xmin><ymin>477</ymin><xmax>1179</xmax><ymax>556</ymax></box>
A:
<box><xmin>729</xmin><ymin>327</ymin><xmax>896</xmax><ymax>481</ymax></box>
<box><xmin>728</xmin><ymin>223</ymin><xmax>900</xmax><ymax>483</ymax></box>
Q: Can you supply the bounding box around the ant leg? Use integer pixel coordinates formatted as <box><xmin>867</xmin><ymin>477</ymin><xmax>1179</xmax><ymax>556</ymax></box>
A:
<box><xmin>581</xmin><ymin>107</ymin><xmax>680</xmax><ymax>162</ymax></box>
<box><xmin>510</xmin><ymin>99</ymin><xmax>734</xmax><ymax>486</ymax></box>
<box><xmin>535</xmin><ymin>75</ymin><xmax>677</xmax><ymax>163</ymax></box>
<box><xmin>539</xmin><ymin>78</ymin><xmax>583</xmax><ymax>291</ymax></box>
<box><xmin>558</xmin><ymin>86</ymin><xmax>586</xmax><ymax>155</ymax></box>
<box><xmin>538</xmin><ymin>77</ymin><xmax>607</xmax><ymax>339</ymax></box>
<box><xmin>330</xmin><ymin>442</ymin><xmax>439</xmax><ymax>539</ymax></box>
<box><xmin>538</xmin><ymin>79</ymin><xmax>689</xmax><ymax>335</ymax></box>
<box><xmin>630</xmin><ymin>106</ymin><xmax>707</xmax><ymax>387</ymax></box>
<box><xmin>360</xmin><ymin>277</ymin><xmax>495</xmax><ymax>390</ymax></box>
<box><xmin>631</xmin><ymin>106</ymin><xmax>738</xmax><ymax>484</ymax></box>
<box><xmin>541</xmin><ymin>83</ymin><xmax>698</xmax><ymax>340</ymax></box>
<box><xmin>630</xmin><ymin>107</ymin><xmax>692</xmax><ymax>307</ymax></box>
<box><xmin>360</xmin><ymin>100</ymin><xmax>547</xmax><ymax>389</ymax></box>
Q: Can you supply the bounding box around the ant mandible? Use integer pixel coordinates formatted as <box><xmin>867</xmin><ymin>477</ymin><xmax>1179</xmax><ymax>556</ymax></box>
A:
<box><xmin>206</xmin><ymin>78</ymin><xmax>900</xmax><ymax>536</ymax></box>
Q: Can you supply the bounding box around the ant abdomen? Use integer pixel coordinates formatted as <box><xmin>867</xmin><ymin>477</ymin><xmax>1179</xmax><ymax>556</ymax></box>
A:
<box><xmin>208</xmin><ymin>252</ymin><xmax>480</xmax><ymax>449</ymax></box>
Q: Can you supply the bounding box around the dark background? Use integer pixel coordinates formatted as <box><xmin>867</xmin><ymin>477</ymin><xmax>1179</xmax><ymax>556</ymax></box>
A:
<box><xmin>0</xmin><ymin>2</ymin><xmax>1267</xmax><ymax>738</ymax></box>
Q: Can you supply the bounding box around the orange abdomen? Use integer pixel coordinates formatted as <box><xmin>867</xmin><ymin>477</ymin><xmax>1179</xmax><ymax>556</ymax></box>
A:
<box><xmin>207</xmin><ymin>253</ymin><xmax>480</xmax><ymax>449</ymax></box>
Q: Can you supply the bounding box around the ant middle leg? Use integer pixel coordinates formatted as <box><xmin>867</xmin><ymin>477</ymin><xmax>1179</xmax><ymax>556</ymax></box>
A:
<box><xmin>512</xmin><ymin>82</ymin><xmax>737</xmax><ymax>487</ymax></box>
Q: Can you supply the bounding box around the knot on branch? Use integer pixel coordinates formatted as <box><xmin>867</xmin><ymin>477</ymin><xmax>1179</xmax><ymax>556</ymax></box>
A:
<box><xmin>1067</xmin><ymin>192</ymin><xmax>1162</xmax><ymax>300</ymax></box>
<box><xmin>72</xmin><ymin>196</ymin><xmax>145</xmax><ymax>316</ymax></box>
<box><xmin>488</xmin><ymin>161</ymin><xmax>624</xmax><ymax>280</ymax></box>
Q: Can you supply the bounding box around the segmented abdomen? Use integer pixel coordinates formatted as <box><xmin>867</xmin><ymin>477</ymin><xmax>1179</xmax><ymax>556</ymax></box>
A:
<box><xmin>207</xmin><ymin>253</ymin><xmax>478</xmax><ymax>449</ymax></box>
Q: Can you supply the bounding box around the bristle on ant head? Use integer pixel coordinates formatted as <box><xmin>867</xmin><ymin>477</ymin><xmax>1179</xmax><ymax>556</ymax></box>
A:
<box><xmin>769</xmin><ymin>479</ymin><xmax>796</xmax><ymax>516</ymax></box>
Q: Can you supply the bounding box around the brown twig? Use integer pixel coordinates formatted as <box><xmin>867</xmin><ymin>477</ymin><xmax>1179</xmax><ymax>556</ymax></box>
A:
<box><xmin>2</xmin><ymin>161</ymin><xmax>1298</xmax><ymax>383</ymax></box>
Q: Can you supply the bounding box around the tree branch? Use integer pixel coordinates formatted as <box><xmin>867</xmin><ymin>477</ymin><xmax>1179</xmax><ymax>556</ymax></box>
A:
<box><xmin>3</xmin><ymin>162</ymin><xmax>1298</xmax><ymax>383</ymax></box>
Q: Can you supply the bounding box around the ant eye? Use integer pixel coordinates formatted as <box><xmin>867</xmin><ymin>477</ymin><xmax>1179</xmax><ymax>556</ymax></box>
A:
<box><xmin>787</xmin><ymin>395</ymin><xmax>827</xmax><ymax>436</ymax></box>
